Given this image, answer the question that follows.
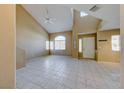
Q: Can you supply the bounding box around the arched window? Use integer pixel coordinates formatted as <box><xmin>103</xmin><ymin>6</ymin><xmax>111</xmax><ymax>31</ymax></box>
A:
<box><xmin>55</xmin><ymin>36</ymin><xmax>66</xmax><ymax>50</ymax></box>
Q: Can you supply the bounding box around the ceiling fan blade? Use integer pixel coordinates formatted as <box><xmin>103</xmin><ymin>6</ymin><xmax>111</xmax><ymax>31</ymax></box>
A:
<box><xmin>50</xmin><ymin>18</ymin><xmax>56</xmax><ymax>21</ymax></box>
<box><xmin>44</xmin><ymin>20</ymin><xmax>48</xmax><ymax>23</ymax></box>
<box><xmin>44</xmin><ymin>20</ymin><xmax>54</xmax><ymax>24</ymax></box>
<box><xmin>49</xmin><ymin>21</ymin><xmax>54</xmax><ymax>24</ymax></box>
<box><xmin>43</xmin><ymin>7</ymin><xmax>55</xmax><ymax>24</ymax></box>
<box><xmin>44</xmin><ymin>7</ymin><xmax>49</xmax><ymax>18</ymax></box>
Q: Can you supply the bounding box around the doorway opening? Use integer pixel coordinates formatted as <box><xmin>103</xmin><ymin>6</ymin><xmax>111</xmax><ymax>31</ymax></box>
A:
<box><xmin>78</xmin><ymin>33</ymin><xmax>97</xmax><ymax>60</ymax></box>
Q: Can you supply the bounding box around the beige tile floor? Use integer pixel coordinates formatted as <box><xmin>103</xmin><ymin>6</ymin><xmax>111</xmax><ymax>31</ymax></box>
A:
<box><xmin>16</xmin><ymin>55</ymin><xmax>120</xmax><ymax>89</ymax></box>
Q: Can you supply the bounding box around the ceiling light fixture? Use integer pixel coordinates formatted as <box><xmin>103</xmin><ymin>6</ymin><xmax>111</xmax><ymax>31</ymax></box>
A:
<box><xmin>89</xmin><ymin>5</ymin><xmax>100</xmax><ymax>12</ymax></box>
<box><xmin>43</xmin><ymin>7</ymin><xmax>56</xmax><ymax>24</ymax></box>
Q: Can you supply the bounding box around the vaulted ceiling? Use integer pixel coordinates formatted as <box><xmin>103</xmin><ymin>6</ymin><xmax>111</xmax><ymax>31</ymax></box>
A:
<box><xmin>22</xmin><ymin>4</ymin><xmax>73</xmax><ymax>33</ymax></box>
<box><xmin>65</xmin><ymin>4</ymin><xmax>120</xmax><ymax>31</ymax></box>
<box><xmin>22</xmin><ymin>4</ymin><xmax>120</xmax><ymax>33</ymax></box>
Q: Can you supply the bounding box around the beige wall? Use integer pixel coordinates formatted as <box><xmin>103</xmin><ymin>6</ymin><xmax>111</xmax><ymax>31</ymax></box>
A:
<box><xmin>75</xmin><ymin>11</ymin><xmax>100</xmax><ymax>34</ymax></box>
<box><xmin>78</xmin><ymin>15</ymin><xmax>100</xmax><ymax>34</ymax></box>
<box><xmin>97</xmin><ymin>29</ymin><xmax>120</xmax><ymax>62</ymax></box>
<box><xmin>0</xmin><ymin>5</ymin><xmax>15</xmax><ymax>88</ymax></box>
<box><xmin>16</xmin><ymin>5</ymin><xmax>49</xmax><ymax>59</ymax></box>
<box><xmin>72</xmin><ymin>10</ymin><xmax>100</xmax><ymax>58</ymax></box>
<box><xmin>72</xmin><ymin>10</ymin><xmax>79</xmax><ymax>58</ymax></box>
<box><xmin>120</xmin><ymin>4</ymin><xmax>124</xmax><ymax>88</ymax></box>
<box><xmin>50</xmin><ymin>31</ymin><xmax>72</xmax><ymax>56</ymax></box>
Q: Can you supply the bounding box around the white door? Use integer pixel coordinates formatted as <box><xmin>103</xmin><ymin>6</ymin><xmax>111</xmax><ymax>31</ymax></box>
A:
<box><xmin>82</xmin><ymin>37</ymin><xmax>95</xmax><ymax>59</ymax></box>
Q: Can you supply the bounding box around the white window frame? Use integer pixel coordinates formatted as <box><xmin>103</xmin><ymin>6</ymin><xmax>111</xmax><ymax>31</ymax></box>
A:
<box><xmin>50</xmin><ymin>41</ymin><xmax>54</xmax><ymax>50</ymax></box>
<box><xmin>79</xmin><ymin>39</ymin><xmax>82</xmax><ymax>53</ymax></box>
<box><xmin>46</xmin><ymin>41</ymin><xmax>50</xmax><ymax>50</ymax></box>
<box><xmin>111</xmin><ymin>35</ymin><xmax>120</xmax><ymax>51</ymax></box>
<box><xmin>55</xmin><ymin>36</ymin><xmax>66</xmax><ymax>50</ymax></box>
<box><xmin>80</xmin><ymin>11</ymin><xmax>88</xmax><ymax>17</ymax></box>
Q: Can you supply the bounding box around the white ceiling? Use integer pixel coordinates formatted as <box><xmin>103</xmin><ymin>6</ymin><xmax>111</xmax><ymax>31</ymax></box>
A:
<box><xmin>22</xmin><ymin>4</ymin><xmax>73</xmax><ymax>33</ymax></box>
<box><xmin>65</xmin><ymin>4</ymin><xmax>120</xmax><ymax>31</ymax></box>
<box><xmin>22</xmin><ymin>4</ymin><xmax>120</xmax><ymax>33</ymax></box>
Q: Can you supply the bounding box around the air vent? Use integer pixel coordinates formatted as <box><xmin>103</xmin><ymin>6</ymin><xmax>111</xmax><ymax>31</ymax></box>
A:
<box><xmin>89</xmin><ymin>5</ymin><xmax>100</xmax><ymax>12</ymax></box>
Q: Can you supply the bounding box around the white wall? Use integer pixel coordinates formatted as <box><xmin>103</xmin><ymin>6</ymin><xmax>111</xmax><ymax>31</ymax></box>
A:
<box><xmin>16</xmin><ymin>5</ymin><xmax>49</xmax><ymax>59</ymax></box>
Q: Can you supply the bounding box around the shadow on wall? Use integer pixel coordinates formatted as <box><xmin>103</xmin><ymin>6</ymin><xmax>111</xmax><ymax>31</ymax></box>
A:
<box><xmin>16</xmin><ymin>47</ymin><xmax>26</xmax><ymax>69</ymax></box>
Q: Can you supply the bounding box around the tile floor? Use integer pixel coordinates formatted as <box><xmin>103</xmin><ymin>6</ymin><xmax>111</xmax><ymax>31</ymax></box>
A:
<box><xmin>16</xmin><ymin>55</ymin><xmax>120</xmax><ymax>89</ymax></box>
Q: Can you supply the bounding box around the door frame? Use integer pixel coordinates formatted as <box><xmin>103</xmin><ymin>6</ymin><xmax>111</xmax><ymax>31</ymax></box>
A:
<box><xmin>78</xmin><ymin>33</ymin><xmax>97</xmax><ymax>60</ymax></box>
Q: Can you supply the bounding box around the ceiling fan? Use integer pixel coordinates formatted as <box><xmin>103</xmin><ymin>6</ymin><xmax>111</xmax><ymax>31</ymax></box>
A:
<box><xmin>43</xmin><ymin>7</ymin><xmax>56</xmax><ymax>24</ymax></box>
